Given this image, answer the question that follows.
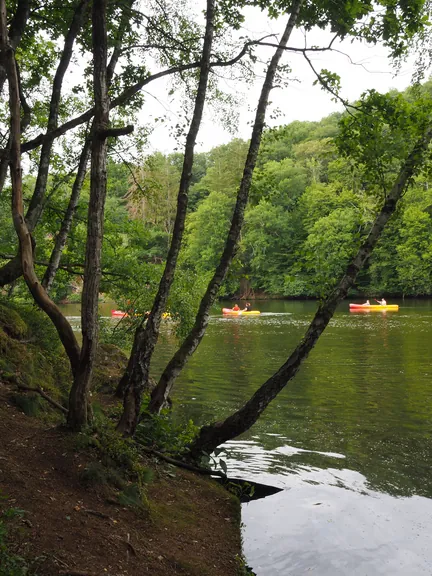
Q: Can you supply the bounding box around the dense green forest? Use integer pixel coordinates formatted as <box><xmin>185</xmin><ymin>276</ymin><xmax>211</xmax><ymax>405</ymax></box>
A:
<box><xmin>3</xmin><ymin>82</ymin><xmax>431</xmax><ymax>306</ymax></box>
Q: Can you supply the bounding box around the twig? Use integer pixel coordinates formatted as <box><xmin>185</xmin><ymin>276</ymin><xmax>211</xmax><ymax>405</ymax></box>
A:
<box><xmin>16</xmin><ymin>384</ymin><xmax>68</xmax><ymax>414</ymax></box>
<box><xmin>83</xmin><ymin>508</ymin><xmax>111</xmax><ymax>520</ymax></box>
<box><xmin>52</xmin><ymin>555</ymin><xmax>69</xmax><ymax>568</ymax></box>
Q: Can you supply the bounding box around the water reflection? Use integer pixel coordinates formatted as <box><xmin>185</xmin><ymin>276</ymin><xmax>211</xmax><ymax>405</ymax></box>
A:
<box><xmin>224</xmin><ymin>436</ymin><xmax>432</xmax><ymax>575</ymax></box>
<box><xmin>242</xmin><ymin>466</ymin><xmax>432</xmax><ymax>575</ymax></box>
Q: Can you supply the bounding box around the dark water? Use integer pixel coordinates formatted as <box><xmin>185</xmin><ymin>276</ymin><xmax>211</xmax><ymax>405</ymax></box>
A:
<box><xmin>63</xmin><ymin>299</ymin><xmax>432</xmax><ymax>575</ymax></box>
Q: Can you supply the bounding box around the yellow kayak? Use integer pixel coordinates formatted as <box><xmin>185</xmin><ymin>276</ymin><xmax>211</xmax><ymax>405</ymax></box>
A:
<box><xmin>349</xmin><ymin>304</ymin><xmax>399</xmax><ymax>311</ymax></box>
<box><xmin>222</xmin><ymin>308</ymin><xmax>261</xmax><ymax>315</ymax></box>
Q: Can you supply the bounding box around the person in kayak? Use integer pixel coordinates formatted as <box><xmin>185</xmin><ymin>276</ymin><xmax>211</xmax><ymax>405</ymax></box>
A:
<box><xmin>243</xmin><ymin>302</ymin><xmax>252</xmax><ymax>311</ymax></box>
<box><xmin>362</xmin><ymin>300</ymin><xmax>370</xmax><ymax>306</ymax></box>
<box><xmin>377</xmin><ymin>298</ymin><xmax>387</xmax><ymax>305</ymax></box>
<box><xmin>232</xmin><ymin>303</ymin><xmax>240</xmax><ymax>311</ymax></box>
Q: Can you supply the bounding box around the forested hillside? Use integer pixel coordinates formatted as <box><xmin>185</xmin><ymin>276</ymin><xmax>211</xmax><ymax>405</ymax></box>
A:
<box><xmin>12</xmin><ymin>82</ymin><xmax>429</xmax><ymax>304</ymax></box>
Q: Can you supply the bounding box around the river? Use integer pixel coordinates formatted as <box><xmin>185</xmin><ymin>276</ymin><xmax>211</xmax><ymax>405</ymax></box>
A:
<box><xmin>62</xmin><ymin>299</ymin><xmax>432</xmax><ymax>575</ymax></box>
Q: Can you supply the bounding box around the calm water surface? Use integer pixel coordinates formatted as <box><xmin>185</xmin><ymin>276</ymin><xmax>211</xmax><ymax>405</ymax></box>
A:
<box><xmin>154</xmin><ymin>299</ymin><xmax>432</xmax><ymax>576</ymax></box>
<box><xmin>64</xmin><ymin>299</ymin><xmax>432</xmax><ymax>575</ymax></box>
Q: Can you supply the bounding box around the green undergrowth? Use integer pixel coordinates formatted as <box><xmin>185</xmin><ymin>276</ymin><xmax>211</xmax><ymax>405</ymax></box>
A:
<box><xmin>75</xmin><ymin>414</ymin><xmax>154</xmax><ymax>512</ymax></box>
<box><xmin>0</xmin><ymin>501</ymin><xmax>37</xmax><ymax>576</ymax></box>
<box><xmin>135</xmin><ymin>400</ymin><xmax>199</xmax><ymax>456</ymax></box>
<box><xmin>0</xmin><ymin>300</ymin><xmax>71</xmax><ymax>421</ymax></box>
<box><xmin>236</xmin><ymin>555</ymin><xmax>257</xmax><ymax>575</ymax></box>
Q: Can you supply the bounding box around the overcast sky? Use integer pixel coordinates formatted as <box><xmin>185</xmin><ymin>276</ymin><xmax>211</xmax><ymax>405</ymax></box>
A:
<box><xmin>140</xmin><ymin>7</ymin><xmax>424</xmax><ymax>154</ymax></box>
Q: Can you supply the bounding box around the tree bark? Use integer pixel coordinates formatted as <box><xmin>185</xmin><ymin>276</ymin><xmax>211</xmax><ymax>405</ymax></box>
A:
<box><xmin>41</xmin><ymin>138</ymin><xmax>91</xmax><ymax>292</ymax></box>
<box><xmin>188</xmin><ymin>122</ymin><xmax>432</xmax><ymax>458</ymax></box>
<box><xmin>0</xmin><ymin>0</ymin><xmax>81</xmax><ymax>376</ymax></box>
<box><xmin>148</xmin><ymin>0</ymin><xmax>304</xmax><ymax>415</ymax></box>
<box><xmin>67</xmin><ymin>0</ymin><xmax>109</xmax><ymax>431</ymax></box>
<box><xmin>117</xmin><ymin>0</ymin><xmax>216</xmax><ymax>435</ymax></box>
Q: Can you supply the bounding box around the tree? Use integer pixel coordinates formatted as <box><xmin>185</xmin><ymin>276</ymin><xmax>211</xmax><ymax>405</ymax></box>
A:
<box><xmin>117</xmin><ymin>0</ymin><xmax>217</xmax><ymax>435</ymax></box>
<box><xmin>188</xmin><ymin>88</ymin><xmax>432</xmax><ymax>457</ymax></box>
<box><xmin>126</xmin><ymin>152</ymin><xmax>182</xmax><ymax>242</ymax></box>
<box><xmin>147</xmin><ymin>0</ymin><xmax>307</xmax><ymax>416</ymax></box>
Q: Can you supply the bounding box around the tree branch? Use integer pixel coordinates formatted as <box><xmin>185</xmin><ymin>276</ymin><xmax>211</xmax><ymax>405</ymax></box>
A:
<box><xmin>98</xmin><ymin>124</ymin><xmax>134</xmax><ymax>138</ymax></box>
<box><xmin>20</xmin><ymin>38</ymin><xmax>262</xmax><ymax>155</ymax></box>
<box><xmin>17</xmin><ymin>384</ymin><xmax>68</xmax><ymax>414</ymax></box>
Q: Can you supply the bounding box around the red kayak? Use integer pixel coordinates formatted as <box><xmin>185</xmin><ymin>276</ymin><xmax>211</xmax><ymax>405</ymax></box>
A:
<box><xmin>111</xmin><ymin>309</ymin><xmax>129</xmax><ymax>318</ymax></box>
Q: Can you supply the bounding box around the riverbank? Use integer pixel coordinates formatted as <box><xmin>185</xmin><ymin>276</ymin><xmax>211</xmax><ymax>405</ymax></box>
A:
<box><xmin>0</xmin><ymin>302</ymin><xmax>243</xmax><ymax>575</ymax></box>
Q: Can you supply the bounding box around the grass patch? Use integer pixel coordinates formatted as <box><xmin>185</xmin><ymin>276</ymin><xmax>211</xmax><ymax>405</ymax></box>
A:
<box><xmin>79</xmin><ymin>461</ymin><xmax>126</xmax><ymax>490</ymax></box>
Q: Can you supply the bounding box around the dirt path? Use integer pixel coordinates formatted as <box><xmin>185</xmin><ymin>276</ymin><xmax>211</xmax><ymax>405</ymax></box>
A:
<box><xmin>0</xmin><ymin>386</ymin><xmax>242</xmax><ymax>576</ymax></box>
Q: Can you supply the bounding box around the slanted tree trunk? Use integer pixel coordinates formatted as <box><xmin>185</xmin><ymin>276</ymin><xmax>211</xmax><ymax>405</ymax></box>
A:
<box><xmin>148</xmin><ymin>0</ymin><xmax>304</xmax><ymax>415</ymax></box>
<box><xmin>41</xmin><ymin>139</ymin><xmax>91</xmax><ymax>292</ymax></box>
<box><xmin>0</xmin><ymin>0</ymin><xmax>81</xmax><ymax>375</ymax></box>
<box><xmin>26</xmin><ymin>0</ymin><xmax>90</xmax><ymax>232</ymax></box>
<box><xmin>116</xmin><ymin>0</ymin><xmax>216</xmax><ymax>436</ymax></box>
<box><xmin>188</xmin><ymin>122</ymin><xmax>432</xmax><ymax>458</ymax></box>
<box><xmin>67</xmin><ymin>0</ymin><xmax>109</xmax><ymax>431</ymax></box>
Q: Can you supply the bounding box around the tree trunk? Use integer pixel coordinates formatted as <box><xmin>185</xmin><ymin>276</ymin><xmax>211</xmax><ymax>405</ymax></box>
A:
<box><xmin>188</xmin><ymin>122</ymin><xmax>432</xmax><ymax>458</ymax></box>
<box><xmin>117</xmin><ymin>0</ymin><xmax>216</xmax><ymax>435</ymax></box>
<box><xmin>0</xmin><ymin>0</ymin><xmax>81</xmax><ymax>376</ymax></box>
<box><xmin>148</xmin><ymin>0</ymin><xmax>304</xmax><ymax>415</ymax></box>
<box><xmin>67</xmin><ymin>0</ymin><xmax>109</xmax><ymax>431</ymax></box>
<box><xmin>42</xmin><ymin>139</ymin><xmax>91</xmax><ymax>292</ymax></box>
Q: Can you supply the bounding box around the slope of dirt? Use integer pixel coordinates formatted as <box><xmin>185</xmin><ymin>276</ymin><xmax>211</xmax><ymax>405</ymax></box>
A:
<box><xmin>0</xmin><ymin>385</ymin><xmax>242</xmax><ymax>576</ymax></box>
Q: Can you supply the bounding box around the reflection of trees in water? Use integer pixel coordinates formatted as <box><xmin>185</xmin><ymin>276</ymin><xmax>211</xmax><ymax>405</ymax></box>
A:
<box><xmin>156</xmin><ymin>302</ymin><xmax>432</xmax><ymax>499</ymax></box>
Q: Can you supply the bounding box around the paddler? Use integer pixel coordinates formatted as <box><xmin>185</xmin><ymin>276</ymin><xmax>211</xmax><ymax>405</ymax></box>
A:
<box><xmin>232</xmin><ymin>303</ymin><xmax>240</xmax><ymax>311</ymax></box>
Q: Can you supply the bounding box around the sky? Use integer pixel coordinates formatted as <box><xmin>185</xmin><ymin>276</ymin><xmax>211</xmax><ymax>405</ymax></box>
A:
<box><xmin>141</xmin><ymin>5</ymin><xmax>424</xmax><ymax>155</ymax></box>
